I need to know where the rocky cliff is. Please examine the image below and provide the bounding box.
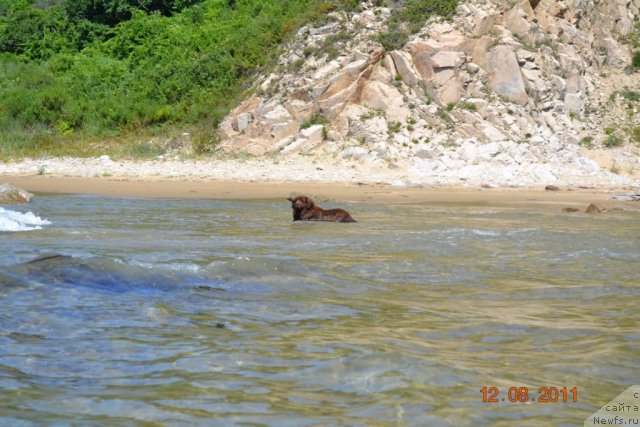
[217,0,640,187]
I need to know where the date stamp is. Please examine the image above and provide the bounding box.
[481,386,578,403]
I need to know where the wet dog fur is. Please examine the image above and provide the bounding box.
[287,195,356,223]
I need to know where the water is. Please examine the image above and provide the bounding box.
[1,195,639,426]
[0,207,50,232]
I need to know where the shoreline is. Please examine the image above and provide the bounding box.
[2,175,638,210]
[2,156,639,208]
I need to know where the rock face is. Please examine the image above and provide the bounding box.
[217,0,640,186]
[486,45,528,105]
[0,184,33,204]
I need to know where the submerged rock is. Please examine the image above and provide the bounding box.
[24,254,71,264]
[0,184,33,204]
[585,203,606,213]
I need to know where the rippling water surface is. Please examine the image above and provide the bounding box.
[1,195,639,426]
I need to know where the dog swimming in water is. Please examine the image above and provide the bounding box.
[287,195,356,223]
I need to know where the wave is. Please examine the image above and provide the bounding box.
[0,207,51,232]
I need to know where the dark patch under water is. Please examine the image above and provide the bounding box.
[1,195,639,426]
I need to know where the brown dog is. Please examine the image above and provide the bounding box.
[287,195,356,223]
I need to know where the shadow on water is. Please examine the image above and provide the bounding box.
[0,254,222,294]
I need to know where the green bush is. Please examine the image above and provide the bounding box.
[387,121,401,134]
[580,136,594,148]
[620,90,640,102]
[459,101,477,111]
[2,0,360,158]
[630,126,640,145]
[604,131,622,148]
[300,114,328,130]
[632,51,640,70]
[377,24,409,51]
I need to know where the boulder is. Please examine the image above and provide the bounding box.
[389,51,420,87]
[300,124,325,147]
[486,45,529,105]
[505,4,534,37]
[232,112,252,132]
[263,105,293,124]
[0,184,33,204]
[430,51,461,69]
[602,37,630,68]
[360,81,410,122]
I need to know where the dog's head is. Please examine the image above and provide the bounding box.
[287,195,314,211]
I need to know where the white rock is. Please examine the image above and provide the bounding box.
[574,157,600,175]
[529,135,546,146]
[341,146,369,160]
[280,138,308,155]
[393,134,410,145]
[431,51,461,69]
[234,112,252,132]
[415,149,435,159]
[459,141,478,163]
[372,142,390,156]
[482,125,507,142]
[492,152,515,165]
[477,142,501,161]
[263,105,292,124]
[531,165,557,182]
[300,124,325,145]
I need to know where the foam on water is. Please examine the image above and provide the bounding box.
[0,207,51,232]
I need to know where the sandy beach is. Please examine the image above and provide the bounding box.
[2,155,639,210]
[3,174,639,212]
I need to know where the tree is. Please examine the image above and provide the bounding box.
[64,0,202,26]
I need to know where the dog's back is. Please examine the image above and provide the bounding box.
[319,208,356,223]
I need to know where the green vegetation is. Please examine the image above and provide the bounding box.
[632,51,640,70]
[603,127,623,148]
[299,113,328,130]
[459,101,477,112]
[630,126,640,146]
[620,90,640,102]
[436,107,453,124]
[0,0,364,159]
[406,117,415,131]
[387,120,401,134]
[579,136,594,149]
[360,108,384,121]
[377,0,460,51]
